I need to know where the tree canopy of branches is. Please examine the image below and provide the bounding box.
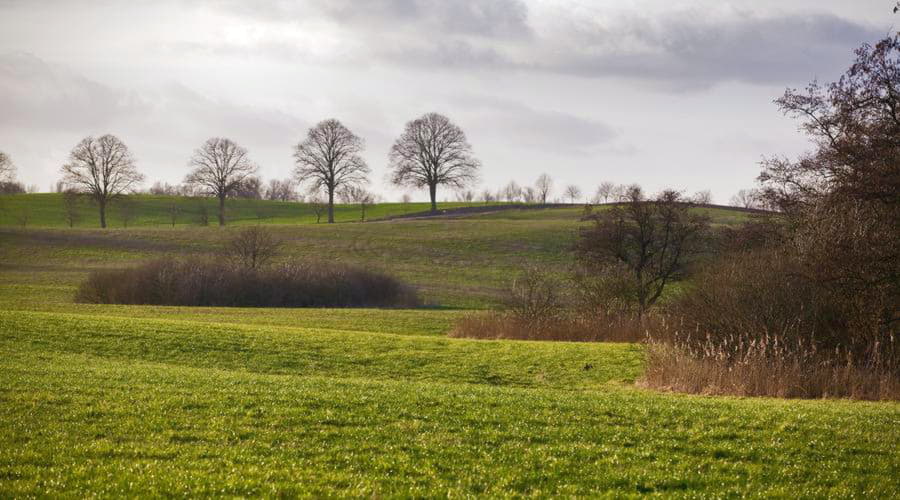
[293,119,369,224]
[185,137,258,226]
[575,187,709,316]
[535,174,553,204]
[388,112,480,213]
[758,33,900,346]
[228,226,281,270]
[60,135,144,228]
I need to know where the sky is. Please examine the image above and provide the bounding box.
[0,0,895,202]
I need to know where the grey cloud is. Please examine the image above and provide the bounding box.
[216,0,532,39]
[540,11,881,88]
[455,95,617,155]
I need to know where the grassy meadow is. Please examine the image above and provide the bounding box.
[1,194,897,497]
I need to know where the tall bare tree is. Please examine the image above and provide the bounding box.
[341,185,376,221]
[293,119,369,224]
[60,135,144,228]
[388,113,480,213]
[535,173,553,204]
[185,137,258,226]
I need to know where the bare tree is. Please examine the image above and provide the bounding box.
[594,181,615,204]
[228,226,281,270]
[0,151,14,183]
[535,173,553,204]
[502,181,521,202]
[196,203,210,226]
[265,179,298,201]
[60,135,144,228]
[481,189,496,203]
[564,184,582,204]
[388,112,480,213]
[185,137,258,226]
[308,192,327,223]
[692,190,713,205]
[293,119,369,224]
[455,189,476,202]
[230,176,263,199]
[521,186,537,204]
[575,187,709,316]
[729,188,760,209]
[341,185,376,221]
[62,190,81,228]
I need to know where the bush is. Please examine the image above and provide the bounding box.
[642,248,899,400]
[76,258,420,308]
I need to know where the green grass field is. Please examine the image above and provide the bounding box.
[1,194,897,497]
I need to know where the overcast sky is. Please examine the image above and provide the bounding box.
[0,0,894,202]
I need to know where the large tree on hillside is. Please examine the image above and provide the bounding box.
[758,33,900,338]
[388,113,480,213]
[185,137,258,226]
[293,119,369,224]
[60,135,144,228]
[575,186,709,316]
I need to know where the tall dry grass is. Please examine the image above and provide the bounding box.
[449,310,648,343]
[641,248,899,400]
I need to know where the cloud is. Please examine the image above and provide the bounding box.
[189,2,881,90]
[0,52,306,183]
[454,95,617,155]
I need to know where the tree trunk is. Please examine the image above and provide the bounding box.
[429,183,437,213]
[328,189,335,223]
[218,195,226,226]
[99,200,107,229]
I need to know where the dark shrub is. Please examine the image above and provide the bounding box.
[76,258,420,308]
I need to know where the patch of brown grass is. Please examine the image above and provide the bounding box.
[642,336,900,401]
[449,311,647,343]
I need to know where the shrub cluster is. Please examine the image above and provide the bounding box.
[76,258,420,308]
[642,247,899,400]
[449,310,647,343]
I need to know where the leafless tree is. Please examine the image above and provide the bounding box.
[502,181,522,202]
[521,186,537,204]
[388,112,480,213]
[455,189,476,202]
[228,226,281,270]
[575,187,709,316]
[149,181,180,196]
[60,135,144,228]
[481,189,496,203]
[265,179,298,201]
[62,190,81,228]
[594,181,615,204]
[535,173,553,204]
[564,184,582,204]
[729,188,760,209]
[185,137,257,226]
[293,119,369,224]
[230,176,263,199]
[341,185,376,221]
[196,204,210,226]
[0,151,14,183]
[692,190,713,205]
[308,192,327,223]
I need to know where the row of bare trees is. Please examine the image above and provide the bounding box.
[44,112,480,227]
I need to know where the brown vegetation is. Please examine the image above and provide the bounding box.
[76,258,420,308]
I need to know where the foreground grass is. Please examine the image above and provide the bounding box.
[1,310,897,497]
